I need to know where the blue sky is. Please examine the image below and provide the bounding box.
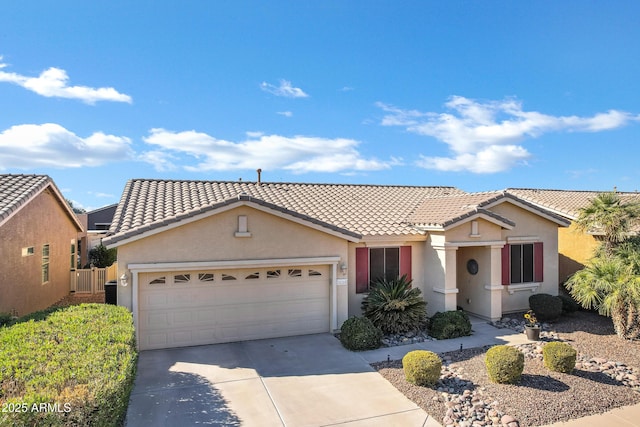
[1,2,639,211]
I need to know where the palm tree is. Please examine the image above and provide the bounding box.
[565,255,640,339]
[575,192,640,255]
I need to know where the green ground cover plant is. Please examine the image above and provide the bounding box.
[0,304,137,426]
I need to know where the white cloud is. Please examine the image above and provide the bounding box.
[379,96,640,173]
[277,111,293,117]
[260,79,309,98]
[0,57,132,104]
[0,123,133,169]
[142,128,397,173]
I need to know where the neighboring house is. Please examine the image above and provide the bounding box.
[104,179,569,350]
[77,204,117,267]
[0,174,83,316]
[506,188,640,283]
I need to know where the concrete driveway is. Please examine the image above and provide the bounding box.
[125,334,437,426]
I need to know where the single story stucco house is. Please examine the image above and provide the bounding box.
[104,179,569,350]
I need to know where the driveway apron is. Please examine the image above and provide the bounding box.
[125,333,433,426]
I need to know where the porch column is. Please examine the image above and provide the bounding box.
[443,246,458,311]
[433,244,459,311]
[484,244,504,321]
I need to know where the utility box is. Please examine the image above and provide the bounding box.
[104,280,118,305]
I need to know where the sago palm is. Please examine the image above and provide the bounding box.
[361,275,427,334]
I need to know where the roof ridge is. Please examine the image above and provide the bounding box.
[507,187,640,194]
[125,178,459,190]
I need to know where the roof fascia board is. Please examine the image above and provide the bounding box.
[127,256,342,272]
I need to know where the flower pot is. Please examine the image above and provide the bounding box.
[525,325,541,341]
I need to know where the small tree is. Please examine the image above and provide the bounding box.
[88,244,117,268]
[565,255,640,339]
[575,192,640,255]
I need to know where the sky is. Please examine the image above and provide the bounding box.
[1,2,640,211]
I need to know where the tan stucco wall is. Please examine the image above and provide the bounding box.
[116,205,350,326]
[558,222,599,283]
[490,203,561,313]
[0,189,79,316]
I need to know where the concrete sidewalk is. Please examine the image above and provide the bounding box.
[358,317,640,427]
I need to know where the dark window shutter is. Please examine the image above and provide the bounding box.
[400,246,412,281]
[501,244,510,285]
[355,247,369,293]
[534,242,544,282]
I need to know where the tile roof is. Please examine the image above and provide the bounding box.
[506,188,640,219]
[408,191,515,228]
[0,174,52,225]
[408,191,569,229]
[105,179,465,244]
[0,174,83,229]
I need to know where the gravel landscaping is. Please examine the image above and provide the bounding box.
[373,311,640,427]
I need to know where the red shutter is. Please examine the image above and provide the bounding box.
[400,246,412,281]
[534,242,544,282]
[501,244,510,285]
[355,247,369,293]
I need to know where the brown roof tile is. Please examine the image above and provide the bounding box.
[105,179,465,244]
[506,188,640,219]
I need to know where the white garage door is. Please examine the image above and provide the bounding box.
[138,265,330,350]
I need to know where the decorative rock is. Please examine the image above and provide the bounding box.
[500,414,518,426]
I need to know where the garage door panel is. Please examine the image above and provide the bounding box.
[138,266,331,350]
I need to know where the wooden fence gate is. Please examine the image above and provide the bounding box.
[70,264,118,294]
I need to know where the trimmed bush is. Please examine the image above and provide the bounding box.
[485,345,524,384]
[543,342,577,373]
[402,350,442,386]
[0,304,137,427]
[339,316,382,351]
[429,310,472,340]
[529,293,563,321]
[0,312,11,327]
[362,275,427,334]
[558,294,580,313]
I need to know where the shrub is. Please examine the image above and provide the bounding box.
[402,350,442,386]
[485,345,524,384]
[0,304,137,427]
[543,342,577,373]
[529,293,563,321]
[339,316,382,351]
[558,294,580,313]
[0,312,11,327]
[429,310,472,339]
[361,275,427,334]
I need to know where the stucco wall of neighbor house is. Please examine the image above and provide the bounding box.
[558,222,599,283]
[115,205,350,325]
[0,189,78,316]
[347,239,426,318]
[490,203,561,313]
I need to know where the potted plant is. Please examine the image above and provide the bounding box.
[523,310,541,341]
